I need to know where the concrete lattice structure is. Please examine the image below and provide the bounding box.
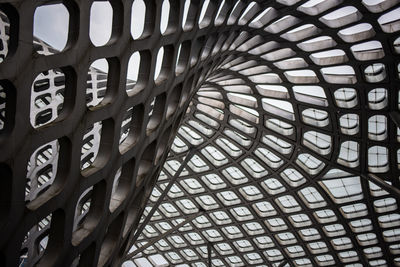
[0,0,400,267]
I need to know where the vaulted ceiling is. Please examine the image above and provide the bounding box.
[0,0,400,267]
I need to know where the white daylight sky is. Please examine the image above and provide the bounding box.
[33,0,171,78]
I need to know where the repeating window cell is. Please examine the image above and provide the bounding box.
[262,134,293,155]
[264,249,284,261]
[222,225,244,239]
[230,206,254,221]
[261,178,286,195]
[337,141,359,168]
[303,131,331,155]
[265,217,288,232]
[201,146,228,166]
[296,153,325,176]
[184,232,204,246]
[239,185,263,201]
[289,214,312,228]
[299,187,327,208]
[368,146,389,173]
[215,243,234,256]
[253,235,275,249]
[176,199,199,214]
[201,173,227,190]
[222,166,248,185]
[275,195,302,213]
[241,157,268,178]
[30,69,66,128]
[252,201,277,217]
[276,232,297,245]
[323,223,346,237]
[299,228,321,241]
[202,229,223,242]
[188,154,209,172]
[314,209,337,224]
[195,195,219,210]
[25,140,59,203]
[217,191,241,206]
[339,114,359,135]
[281,168,306,187]
[210,211,232,225]
[368,88,387,110]
[350,219,373,233]
[334,88,358,108]
[180,178,205,194]
[320,177,363,204]
[308,241,328,255]
[254,147,284,169]
[233,240,253,254]
[243,221,265,235]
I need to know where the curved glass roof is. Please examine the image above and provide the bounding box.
[125,0,400,266]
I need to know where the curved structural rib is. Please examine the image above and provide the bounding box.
[0,0,400,267]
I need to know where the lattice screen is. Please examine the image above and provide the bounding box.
[0,0,400,267]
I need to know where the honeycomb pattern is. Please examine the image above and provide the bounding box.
[0,0,399,267]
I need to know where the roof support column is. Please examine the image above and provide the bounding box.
[124,148,197,259]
